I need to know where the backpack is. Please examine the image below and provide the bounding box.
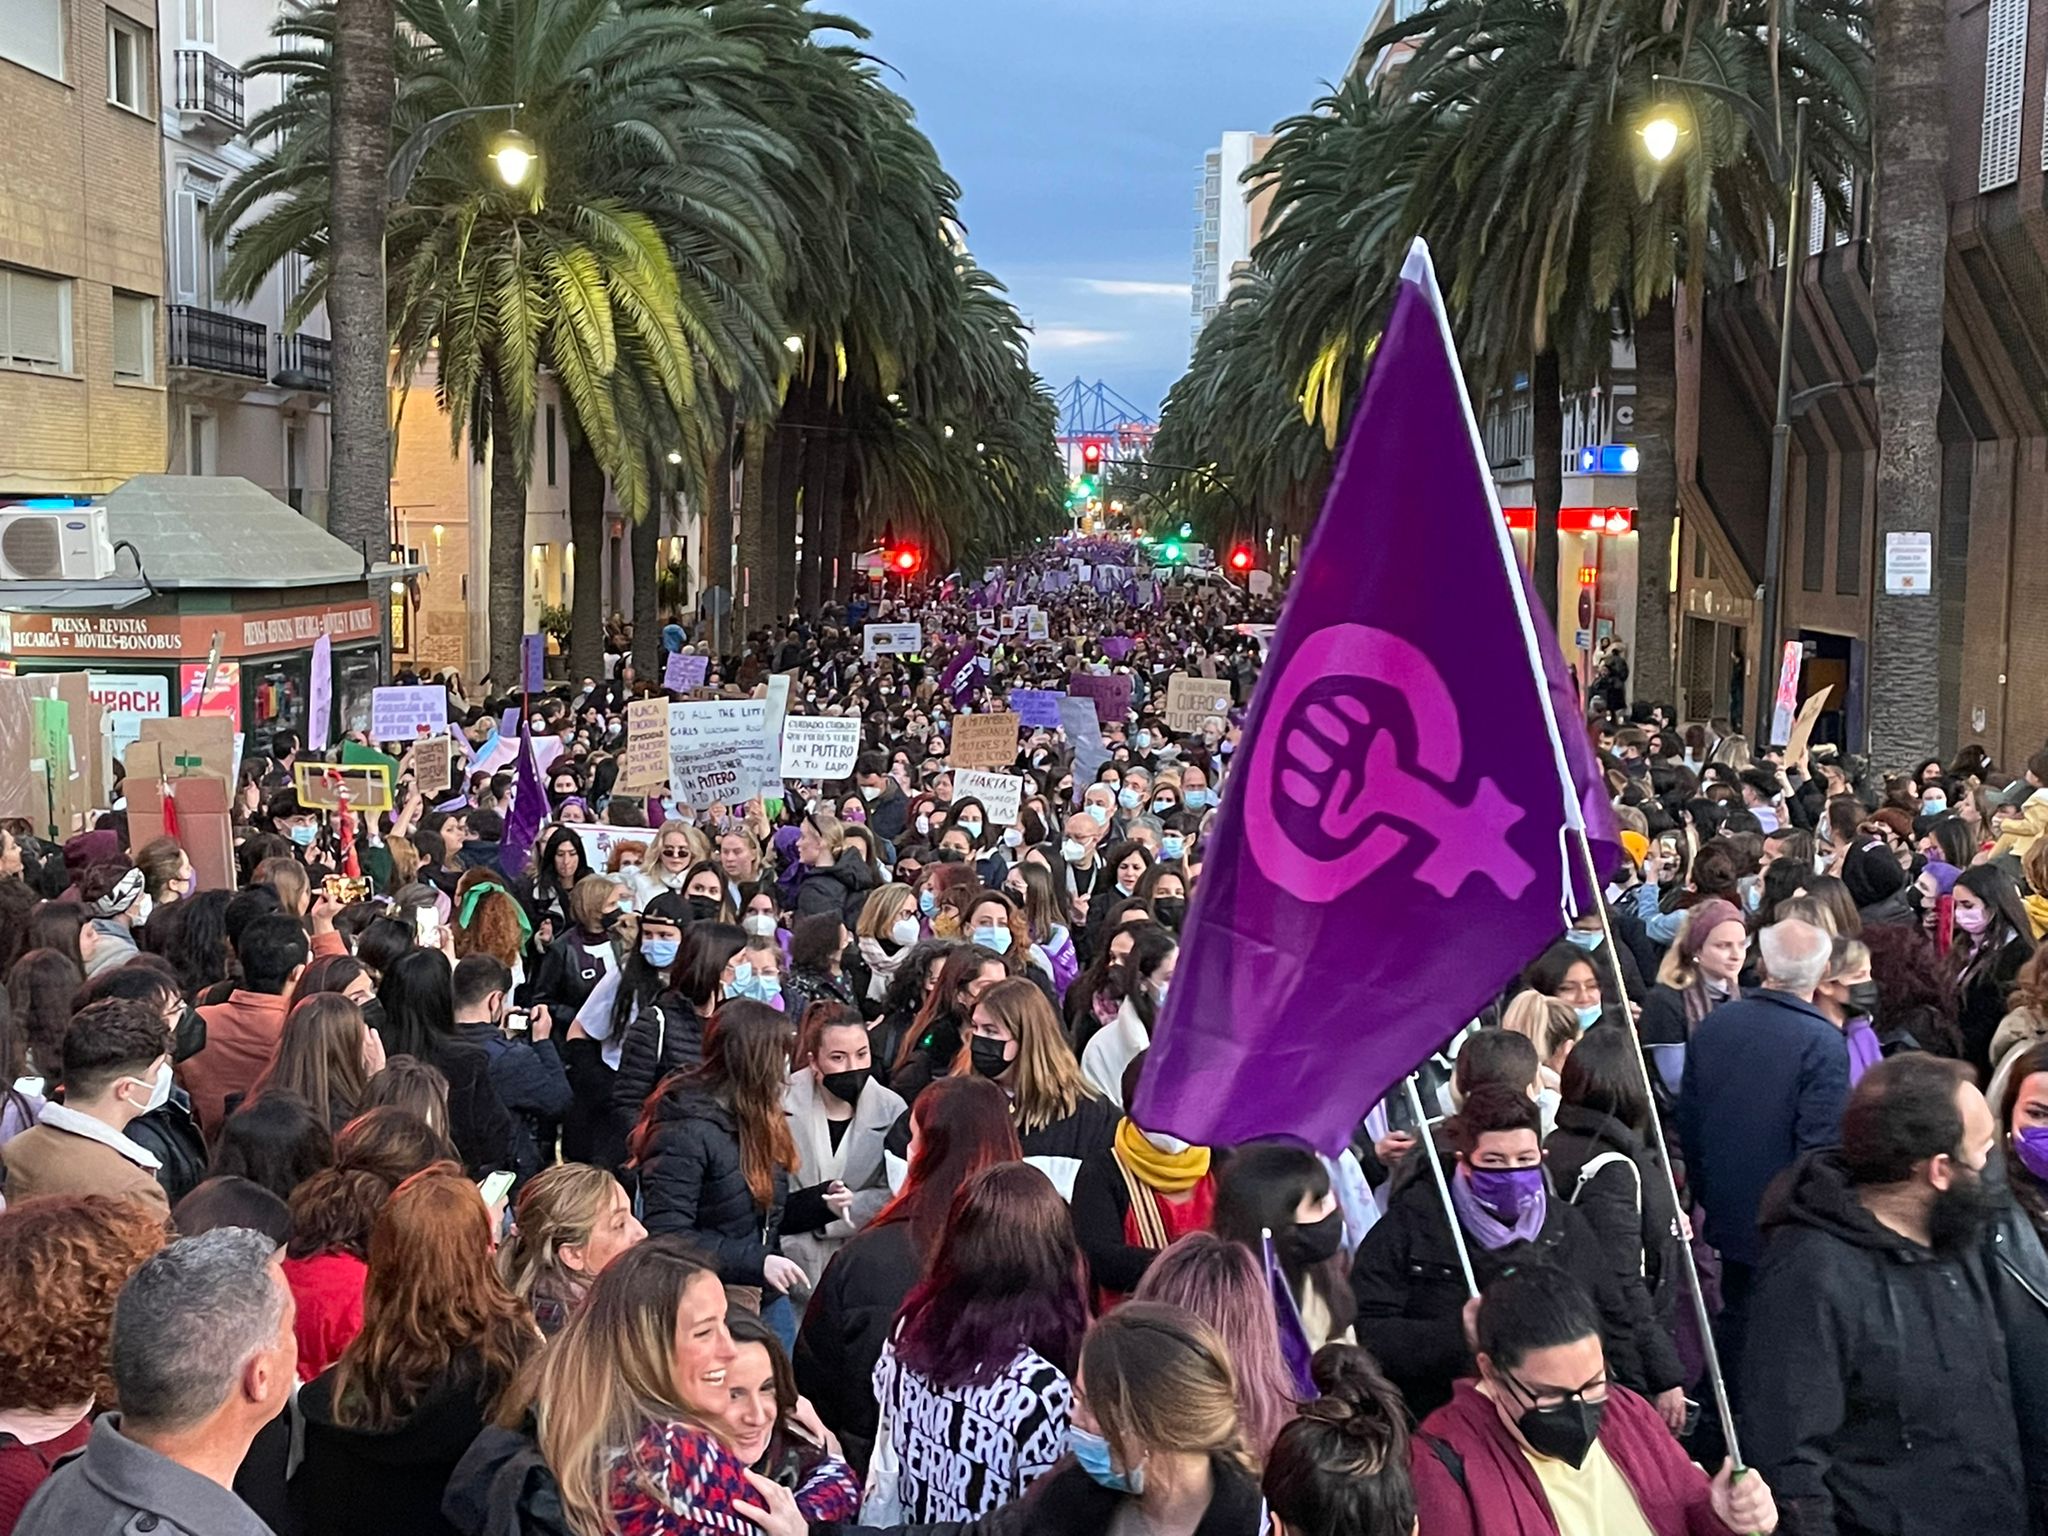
[1568,1149,1645,1276]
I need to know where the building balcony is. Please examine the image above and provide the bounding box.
[274,331,332,392]
[168,305,268,380]
[175,49,245,134]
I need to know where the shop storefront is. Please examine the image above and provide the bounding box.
[1501,503,1640,694]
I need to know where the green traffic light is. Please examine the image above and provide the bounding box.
[1179,522,1193,538]
[1164,542,1182,562]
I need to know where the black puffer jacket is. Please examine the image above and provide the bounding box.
[1543,1103,1686,1396]
[1986,1191,2048,1535]
[130,1086,208,1206]
[632,1084,787,1288]
[609,990,706,1125]
[1742,1150,2026,1536]
[795,851,879,926]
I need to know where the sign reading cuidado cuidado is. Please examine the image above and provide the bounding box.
[779,716,862,780]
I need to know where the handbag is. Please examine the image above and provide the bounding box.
[857,1336,908,1526]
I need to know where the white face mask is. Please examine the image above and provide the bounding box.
[742,912,778,939]
[125,1060,173,1115]
[889,916,922,949]
[1001,827,1023,849]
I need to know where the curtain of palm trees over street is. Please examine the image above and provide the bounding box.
[215,0,1065,683]
[1150,0,1879,713]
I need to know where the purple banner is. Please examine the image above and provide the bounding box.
[1133,241,1619,1155]
[520,633,545,695]
[1008,689,1066,729]
[1066,671,1133,724]
[1101,636,1136,661]
[664,652,708,692]
[307,632,332,751]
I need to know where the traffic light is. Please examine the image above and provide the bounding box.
[1081,440,1104,474]
[1229,545,1253,572]
[892,546,920,574]
[1162,541,1184,563]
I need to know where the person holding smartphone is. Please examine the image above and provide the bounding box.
[450,955,572,1182]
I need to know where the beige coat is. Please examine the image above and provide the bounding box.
[780,1067,905,1287]
[1,1121,170,1217]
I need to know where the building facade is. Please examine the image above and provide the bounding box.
[1190,131,1275,344]
[0,0,169,494]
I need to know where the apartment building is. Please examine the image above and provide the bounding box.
[1189,131,1275,344]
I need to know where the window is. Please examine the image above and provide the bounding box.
[112,291,153,382]
[1981,0,2027,191]
[0,268,74,373]
[0,0,64,79]
[185,409,215,475]
[545,404,558,485]
[180,0,214,47]
[107,14,147,112]
[173,174,227,306]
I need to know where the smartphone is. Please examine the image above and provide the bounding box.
[323,875,372,905]
[414,906,442,950]
[504,1008,530,1035]
[477,1170,516,1209]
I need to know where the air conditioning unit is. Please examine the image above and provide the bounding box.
[0,505,117,581]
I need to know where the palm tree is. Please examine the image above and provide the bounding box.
[327,0,393,579]
[1866,0,1948,763]
[218,0,787,685]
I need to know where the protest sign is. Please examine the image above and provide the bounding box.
[369,685,448,742]
[668,698,769,808]
[672,744,751,808]
[1100,636,1136,661]
[780,716,862,779]
[1026,608,1050,643]
[308,633,332,750]
[949,710,1020,769]
[293,760,395,813]
[1067,671,1133,724]
[1768,640,1802,747]
[521,633,546,694]
[1784,685,1835,766]
[1058,694,1108,798]
[130,772,234,891]
[862,623,923,661]
[663,652,709,692]
[564,823,657,873]
[1162,674,1235,733]
[136,714,235,782]
[412,733,454,797]
[999,609,1019,635]
[619,698,671,789]
[953,769,1022,826]
[1008,689,1065,729]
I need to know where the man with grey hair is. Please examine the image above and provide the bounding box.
[1678,916,1851,1403]
[17,1228,296,1536]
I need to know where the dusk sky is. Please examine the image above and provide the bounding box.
[856,1,1367,423]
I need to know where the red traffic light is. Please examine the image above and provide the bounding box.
[893,547,919,572]
[1229,546,1253,571]
[1081,440,1103,470]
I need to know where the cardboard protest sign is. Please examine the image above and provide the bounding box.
[130,773,234,891]
[1784,685,1835,766]
[0,679,37,823]
[953,769,1023,826]
[294,760,396,813]
[949,710,1020,770]
[53,673,105,830]
[564,823,656,873]
[862,623,923,661]
[663,652,709,692]
[1162,674,1235,733]
[136,714,235,782]
[668,698,768,809]
[369,685,448,742]
[619,697,671,789]
[1008,689,1065,729]
[780,716,862,779]
[1066,672,1133,724]
[412,734,454,798]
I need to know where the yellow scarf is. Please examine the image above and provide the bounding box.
[1114,1117,1211,1194]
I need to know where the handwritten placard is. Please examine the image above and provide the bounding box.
[412,733,453,797]
[1008,689,1065,729]
[949,710,1020,770]
[1162,674,1235,734]
[664,652,709,692]
[369,685,448,742]
[779,716,862,779]
[668,698,768,808]
[1066,672,1133,724]
[953,769,1022,826]
[620,697,670,790]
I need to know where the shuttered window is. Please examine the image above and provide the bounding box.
[113,292,153,383]
[0,0,64,79]
[1982,0,2027,190]
[0,268,73,372]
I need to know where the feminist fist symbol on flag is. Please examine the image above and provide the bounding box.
[1243,624,1534,901]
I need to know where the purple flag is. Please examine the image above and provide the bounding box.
[502,724,545,876]
[937,641,980,705]
[1133,241,1619,1156]
[520,633,545,695]
[1263,1232,1318,1396]
[1100,636,1135,662]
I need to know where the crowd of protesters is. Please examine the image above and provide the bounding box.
[0,539,2043,1536]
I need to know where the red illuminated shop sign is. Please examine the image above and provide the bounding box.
[1500,506,1635,535]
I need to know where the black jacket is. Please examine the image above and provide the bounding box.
[455,1023,574,1183]
[296,1350,512,1536]
[609,990,706,1125]
[819,1455,1265,1536]
[1350,1165,1644,1418]
[1743,1150,2026,1536]
[442,1420,570,1536]
[1543,1103,1686,1395]
[793,1219,920,1474]
[866,782,910,846]
[427,1038,518,1178]
[796,851,879,927]
[1959,937,2031,1077]
[633,1084,787,1287]
[527,928,618,1019]
[130,1085,208,1206]
[1987,1187,2048,1534]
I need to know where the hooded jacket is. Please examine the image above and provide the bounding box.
[631,1083,788,1288]
[795,849,880,927]
[1741,1150,2025,1536]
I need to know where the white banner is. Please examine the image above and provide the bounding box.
[668,698,768,809]
[952,768,1022,827]
[862,622,923,661]
[369,685,448,742]
[779,716,861,779]
[564,822,657,873]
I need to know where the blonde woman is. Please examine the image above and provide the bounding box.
[853,883,921,1010]
[499,1162,646,1335]
[955,976,1117,1198]
[1501,990,1581,1137]
[631,820,711,909]
[793,809,877,923]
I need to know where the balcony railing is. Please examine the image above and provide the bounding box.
[175,49,245,132]
[274,331,332,391]
[168,305,267,380]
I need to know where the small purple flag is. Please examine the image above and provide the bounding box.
[502,724,545,876]
[938,641,980,705]
[1133,241,1619,1156]
[1264,1231,1318,1397]
[520,633,545,695]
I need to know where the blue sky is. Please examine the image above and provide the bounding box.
[856,1,1366,420]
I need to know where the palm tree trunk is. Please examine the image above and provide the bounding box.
[796,405,831,614]
[632,488,661,681]
[566,429,607,684]
[816,430,849,609]
[737,419,770,638]
[1631,297,1679,709]
[487,395,527,689]
[326,0,393,590]
[1868,0,1950,763]
[770,414,804,622]
[1530,350,1563,622]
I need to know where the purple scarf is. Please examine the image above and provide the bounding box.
[1449,1164,1548,1250]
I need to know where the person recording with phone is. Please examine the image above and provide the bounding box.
[450,954,572,1182]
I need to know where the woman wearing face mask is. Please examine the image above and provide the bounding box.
[1072,1049,1216,1307]
[942,797,1009,888]
[891,942,1014,1106]
[1989,1040,2048,1532]
[605,906,741,1160]
[1350,1085,1640,1418]
[1134,861,1190,935]
[628,1000,807,1348]
[1810,935,1886,1086]
[1541,1025,1690,1436]
[1499,992,1580,1136]
[1009,861,1080,1000]
[851,884,922,1020]
[1214,1142,1355,1351]
[793,809,879,927]
[1952,864,2038,1076]
[1522,942,1619,1035]
[965,890,1060,998]
[1411,1267,1778,1536]
[528,827,591,940]
[1080,924,1178,1108]
[679,859,736,928]
[779,1003,906,1288]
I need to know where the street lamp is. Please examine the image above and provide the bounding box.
[389,102,533,198]
[489,129,537,187]
[1646,75,1809,747]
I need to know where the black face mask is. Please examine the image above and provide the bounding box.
[820,1067,871,1106]
[1504,1374,1606,1469]
[970,1036,1012,1081]
[1282,1210,1344,1268]
[1153,897,1187,930]
[687,896,723,924]
[171,1004,207,1063]
[1844,980,1881,1022]
[1930,1155,2010,1252]
[358,996,387,1037]
[598,908,623,933]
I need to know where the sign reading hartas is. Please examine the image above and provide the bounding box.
[369,685,449,742]
[949,710,1020,769]
[952,769,1022,826]
[779,716,862,779]
[862,623,923,661]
